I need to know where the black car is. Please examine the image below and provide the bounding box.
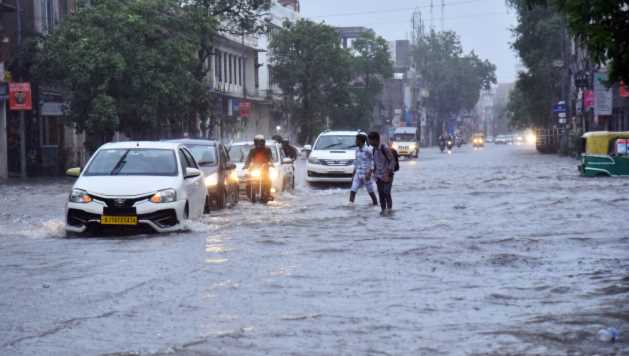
[166,139,239,211]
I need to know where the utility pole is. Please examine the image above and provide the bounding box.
[15,0,26,179]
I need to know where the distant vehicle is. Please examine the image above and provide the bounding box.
[514,135,525,145]
[64,142,207,235]
[472,133,485,148]
[391,127,419,158]
[166,139,238,210]
[305,130,359,184]
[579,131,629,177]
[486,136,494,143]
[229,141,295,195]
[494,135,509,145]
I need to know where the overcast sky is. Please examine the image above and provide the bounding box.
[300,0,518,84]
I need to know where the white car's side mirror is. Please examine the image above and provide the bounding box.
[282,157,293,164]
[185,167,201,179]
[303,145,312,152]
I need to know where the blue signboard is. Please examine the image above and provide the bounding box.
[553,102,567,113]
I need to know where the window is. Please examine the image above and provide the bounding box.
[216,50,222,82]
[41,0,56,33]
[228,54,233,84]
[181,148,198,169]
[185,145,217,166]
[614,138,629,156]
[238,57,243,86]
[224,53,228,84]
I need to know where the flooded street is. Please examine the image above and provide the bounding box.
[1,145,628,355]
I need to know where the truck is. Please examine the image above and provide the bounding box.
[390,127,419,158]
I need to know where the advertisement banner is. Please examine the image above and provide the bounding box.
[239,101,251,117]
[8,82,32,111]
[594,72,612,116]
[620,81,629,98]
[583,90,594,111]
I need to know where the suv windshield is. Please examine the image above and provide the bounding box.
[229,144,278,163]
[314,135,356,150]
[394,134,416,141]
[185,145,217,166]
[84,149,178,176]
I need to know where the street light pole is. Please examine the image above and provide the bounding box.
[16,0,26,179]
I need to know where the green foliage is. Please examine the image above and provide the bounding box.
[344,30,394,130]
[269,19,354,143]
[507,0,564,128]
[413,31,496,130]
[526,0,629,84]
[36,0,204,139]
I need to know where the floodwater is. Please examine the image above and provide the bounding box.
[1,145,628,355]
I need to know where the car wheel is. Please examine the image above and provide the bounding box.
[231,185,239,207]
[184,203,190,220]
[204,196,211,214]
[216,185,226,209]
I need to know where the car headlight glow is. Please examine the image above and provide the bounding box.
[229,170,239,183]
[250,169,261,178]
[269,167,279,181]
[392,143,399,150]
[204,173,219,187]
[69,189,92,204]
[150,189,177,204]
[409,144,416,151]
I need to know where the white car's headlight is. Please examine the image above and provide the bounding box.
[409,144,417,151]
[392,143,399,150]
[69,189,92,204]
[308,157,321,164]
[150,189,177,204]
[204,173,219,187]
[269,167,279,181]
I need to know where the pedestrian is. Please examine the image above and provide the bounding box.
[350,133,378,206]
[368,131,395,216]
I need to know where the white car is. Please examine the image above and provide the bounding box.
[65,142,207,234]
[305,130,358,184]
[228,141,295,195]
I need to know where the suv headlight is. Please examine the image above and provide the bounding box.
[150,189,177,204]
[308,157,321,164]
[69,189,92,204]
[205,173,219,187]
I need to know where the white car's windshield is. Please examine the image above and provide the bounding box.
[314,136,356,150]
[229,145,278,163]
[394,134,416,141]
[185,145,217,167]
[84,149,178,176]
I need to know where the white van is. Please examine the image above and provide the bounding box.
[305,131,360,184]
[391,127,419,158]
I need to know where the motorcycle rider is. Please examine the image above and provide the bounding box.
[281,139,298,161]
[438,134,447,152]
[245,135,274,202]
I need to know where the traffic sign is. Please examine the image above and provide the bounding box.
[553,102,567,113]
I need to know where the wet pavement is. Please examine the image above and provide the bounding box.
[1,145,628,355]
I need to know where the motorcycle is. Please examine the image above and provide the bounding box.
[439,140,446,153]
[447,139,454,154]
[245,163,272,203]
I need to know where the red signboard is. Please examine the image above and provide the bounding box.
[9,82,32,111]
[239,101,251,117]
[583,90,594,111]
[620,81,629,98]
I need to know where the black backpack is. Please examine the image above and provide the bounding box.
[381,145,400,172]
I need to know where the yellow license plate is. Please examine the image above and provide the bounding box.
[100,216,138,225]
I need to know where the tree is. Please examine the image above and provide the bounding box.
[342,30,393,130]
[413,31,496,137]
[36,0,204,143]
[269,19,353,143]
[507,0,565,128]
[527,0,629,83]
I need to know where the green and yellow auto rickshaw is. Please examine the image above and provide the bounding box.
[579,131,629,177]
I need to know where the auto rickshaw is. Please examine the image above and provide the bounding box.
[579,131,629,177]
[472,133,485,148]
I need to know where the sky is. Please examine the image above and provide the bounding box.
[300,0,519,84]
